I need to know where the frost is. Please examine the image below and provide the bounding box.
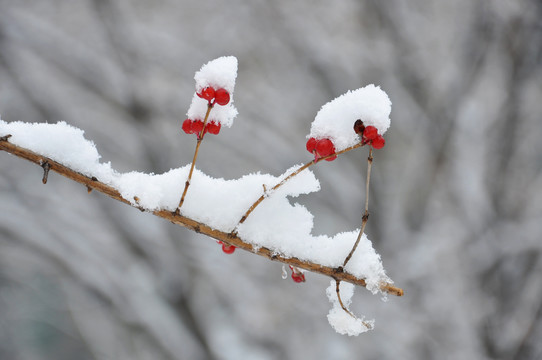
[309,85,392,151]
[326,280,374,336]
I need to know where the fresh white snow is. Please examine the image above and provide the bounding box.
[309,85,392,151]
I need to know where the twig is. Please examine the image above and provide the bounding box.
[336,279,355,317]
[335,279,375,330]
[41,161,51,184]
[342,148,373,268]
[176,103,213,213]
[0,138,403,296]
[234,140,367,232]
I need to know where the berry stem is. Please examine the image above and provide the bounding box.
[233,140,366,233]
[342,148,373,268]
[176,103,213,213]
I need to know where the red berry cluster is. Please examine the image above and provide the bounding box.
[306,137,337,161]
[217,241,235,254]
[353,119,385,149]
[289,265,305,283]
[182,119,221,138]
[196,86,230,106]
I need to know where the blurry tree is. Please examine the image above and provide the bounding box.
[1,1,541,359]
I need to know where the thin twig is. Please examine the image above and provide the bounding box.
[0,138,403,296]
[336,279,355,317]
[335,279,375,330]
[176,103,213,213]
[342,148,373,268]
[41,161,51,184]
[234,141,367,232]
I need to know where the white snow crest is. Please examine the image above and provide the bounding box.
[309,85,392,151]
[194,56,238,94]
[0,120,115,182]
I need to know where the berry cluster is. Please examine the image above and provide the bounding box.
[353,119,385,149]
[306,137,337,161]
[289,265,305,283]
[182,119,221,138]
[217,241,235,254]
[196,86,230,106]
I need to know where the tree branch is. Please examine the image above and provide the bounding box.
[0,137,404,297]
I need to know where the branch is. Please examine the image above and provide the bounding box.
[0,136,404,297]
[235,140,367,229]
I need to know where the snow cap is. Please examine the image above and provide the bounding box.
[186,56,239,128]
[194,55,238,94]
[309,85,392,151]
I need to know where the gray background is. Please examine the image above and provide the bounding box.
[1,1,541,359]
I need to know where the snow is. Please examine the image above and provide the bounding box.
[326,280,375,336]
[186,56,238,128]
[0,118,391,291]
[194,56,237,94]
[309,85,392,151]
[0,120,115,182]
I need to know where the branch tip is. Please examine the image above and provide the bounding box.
[0,134,12,142]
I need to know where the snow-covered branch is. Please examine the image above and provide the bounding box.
[0,136,403,297]
[0,56,403,336]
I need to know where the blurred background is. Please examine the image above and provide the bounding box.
[1,0,541,359]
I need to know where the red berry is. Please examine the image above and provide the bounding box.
[289,266,305,283]
[222,243,235,254]
[306,137,317,153]
[353,119,365,135]
[206,121,221,135]
[192,120,204,134]
[197,87,215,102]
[363,126,378,141]
[217,241,235,254]
[214,88,230,106]
[315,138,335,157]
[182,119,193,134]
[371,134,385,149]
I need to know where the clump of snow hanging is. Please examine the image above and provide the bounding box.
[326,280,375,336]
[186,56,238,128]
[309,85,392,151]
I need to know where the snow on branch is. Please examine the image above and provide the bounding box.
[0,56,403,336]
[0,133,402,296]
